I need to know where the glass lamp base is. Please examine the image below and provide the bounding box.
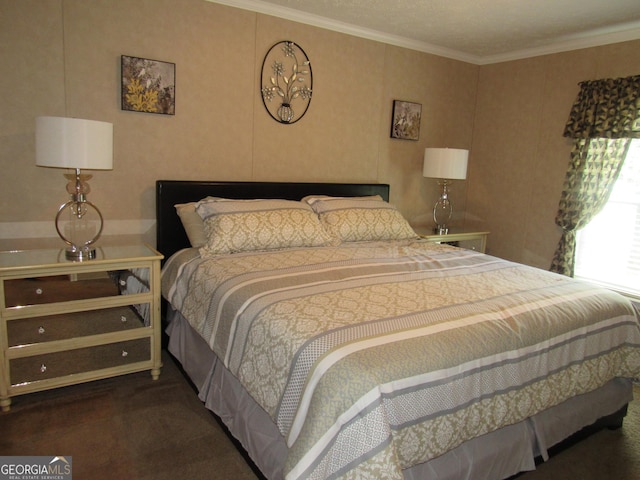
[433,179,453,236]
[55,197,104,262]
[64,245,97,261]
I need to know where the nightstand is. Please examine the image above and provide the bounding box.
[416,229,489,253]
[0,244,163,411]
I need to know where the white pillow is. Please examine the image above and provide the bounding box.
[301,194,383,206]
[175,196,220,247]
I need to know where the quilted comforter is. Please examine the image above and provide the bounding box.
[164,240,640,479]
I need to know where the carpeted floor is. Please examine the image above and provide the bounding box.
[1,351,638,479]
[519,382,640,480]
[0,351,259,480]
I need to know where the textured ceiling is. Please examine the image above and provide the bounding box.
[210,0,640,64]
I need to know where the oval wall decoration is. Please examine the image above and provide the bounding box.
[260,41,312,124]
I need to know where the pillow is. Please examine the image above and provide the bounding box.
[308,196,418,243]
[196,198,336,255]
[301,194,382,206]
[175,196,220,247]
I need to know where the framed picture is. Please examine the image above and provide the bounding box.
[121,55,175,115]
[390,100,421,140]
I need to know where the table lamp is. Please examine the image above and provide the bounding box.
[36,116,113,260]
[422,148,468,235]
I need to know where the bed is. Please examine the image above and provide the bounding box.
[156,180,640,480]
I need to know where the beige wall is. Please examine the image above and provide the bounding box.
[0,0,476,250]
[1,0,638,269]
[469,40,640,268]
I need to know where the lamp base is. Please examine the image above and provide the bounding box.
[55,169,105,262]
[64,245,97,261]
[432,179,453,235]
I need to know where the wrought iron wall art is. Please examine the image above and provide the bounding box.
[260,41,312,124]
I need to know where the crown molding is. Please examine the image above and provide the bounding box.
[207,0,479,63]
[479,22,640,65]
[206,0,640,65]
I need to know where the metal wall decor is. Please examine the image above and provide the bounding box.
[261,41,312,124]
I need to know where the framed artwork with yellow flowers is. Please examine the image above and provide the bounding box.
[121,55,175,115]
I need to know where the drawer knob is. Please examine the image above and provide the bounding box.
[121,315,127,323]
[40,364,47,373]
[38,326,45,334]
[122,350,128,357]
[36,288,43,295]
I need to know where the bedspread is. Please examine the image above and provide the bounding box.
[164,240,640,479]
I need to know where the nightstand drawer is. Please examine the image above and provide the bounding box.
[7,305,146,347]
[4,274,120,307]
[443,238,486,251]
[9,338,151,386]
[417,230,489,253]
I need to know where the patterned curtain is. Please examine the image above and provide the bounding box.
[550,75,640,276]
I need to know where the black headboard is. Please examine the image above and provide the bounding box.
[155,180,390,261]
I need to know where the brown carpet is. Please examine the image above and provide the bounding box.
[520,383,640,480]
[0,351,258,480]
[1,351,638,479]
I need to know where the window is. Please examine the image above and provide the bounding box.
[575,139,640,299]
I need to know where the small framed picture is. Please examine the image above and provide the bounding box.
[390,100,421,140]
[121,55,175,115]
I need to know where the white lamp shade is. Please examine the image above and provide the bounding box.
[36,116,113,170]
[423,148,468,180]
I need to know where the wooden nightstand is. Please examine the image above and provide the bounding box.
[416,229,489,253]
[0,244,163,411]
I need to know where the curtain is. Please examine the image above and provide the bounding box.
[550,75,640,276]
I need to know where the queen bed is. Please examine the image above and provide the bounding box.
[156,180,640,480]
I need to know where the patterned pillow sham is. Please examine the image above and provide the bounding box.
[196,198,336,255]
[307,196,418,243]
